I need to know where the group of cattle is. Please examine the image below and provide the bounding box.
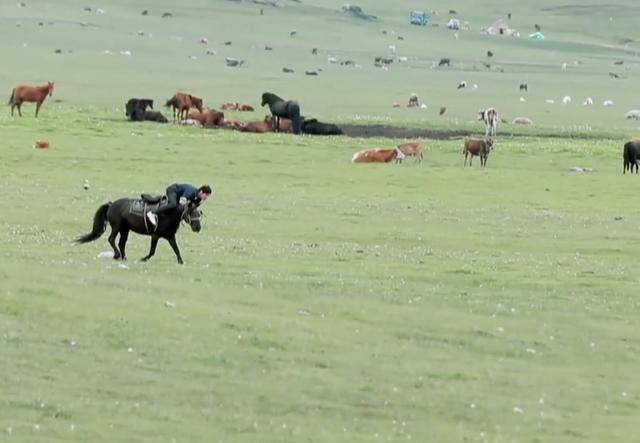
[125,92,344,136]
[351,137,494,168]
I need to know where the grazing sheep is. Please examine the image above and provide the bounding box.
[625,110,640,120]
[512,117,533,125]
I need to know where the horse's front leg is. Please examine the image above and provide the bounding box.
[166,235,184,265]
[142,235,159,262]
[35,101,42,118]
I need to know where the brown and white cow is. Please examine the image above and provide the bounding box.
[463,137,493,167]
[478,107,498,137]
[396,141,424,165]
[352,147,405,163]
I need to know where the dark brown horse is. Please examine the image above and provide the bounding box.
[165,92,203,121]
[9,81,54,117]
[75,197,202,264]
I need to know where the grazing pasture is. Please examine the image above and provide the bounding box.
[1,109,639,442]
[1,0,640,441]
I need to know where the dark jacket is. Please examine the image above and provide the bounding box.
[166,183,199,203]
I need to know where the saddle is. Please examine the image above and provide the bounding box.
[141,193,164,204]
[129,195,168,216]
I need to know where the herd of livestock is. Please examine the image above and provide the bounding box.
[7,81,640,171]
[125,91,344,136]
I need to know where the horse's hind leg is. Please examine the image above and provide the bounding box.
[35,101,42,118]
[17,102,23,117]
[117,228,129,260]
[108,226,121,260]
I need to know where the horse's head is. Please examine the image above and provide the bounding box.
[47,81,54,96]
[189,95,203,112]
[261,93,269,106]
[182,203,202,233]
[477,110,485,121]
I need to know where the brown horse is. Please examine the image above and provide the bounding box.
[265,115,292,133]
[9,81,54,117]
[186,109,224,126]
[165,92,203,121]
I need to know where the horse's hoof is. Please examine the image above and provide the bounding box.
[141,257,149,262]
[178,260,184,265]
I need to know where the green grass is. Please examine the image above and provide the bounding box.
[1,1,640,442]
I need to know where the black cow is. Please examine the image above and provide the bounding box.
[301,118,343,135]
[438,57,451,67]
[623,140,640,174]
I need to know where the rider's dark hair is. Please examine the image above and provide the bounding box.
[199,185,212,195]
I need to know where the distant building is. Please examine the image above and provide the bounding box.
[410,10,430,26]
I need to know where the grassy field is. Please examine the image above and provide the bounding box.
[1,1,640,442]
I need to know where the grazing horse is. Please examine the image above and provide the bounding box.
[9,81,54,117]
[165,92,203,121]
[75,196,202,264]
[261,92,301,134]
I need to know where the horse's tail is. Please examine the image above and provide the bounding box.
[8,89,14,105]
[74,203,110,244]
[291,103,301,134]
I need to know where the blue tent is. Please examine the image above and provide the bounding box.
[410,10,430,26]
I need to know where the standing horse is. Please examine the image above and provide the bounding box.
[75,197,202,264]
[8,81,54,117]
[261,92,301,134]
[165,93,203,121]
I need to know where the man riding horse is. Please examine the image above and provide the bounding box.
[147,183,212,227]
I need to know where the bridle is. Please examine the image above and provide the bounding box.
[181,205,203,226]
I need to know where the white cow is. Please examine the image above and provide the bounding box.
[478,108,498,137]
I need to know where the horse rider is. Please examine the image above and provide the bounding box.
[147,183,212,227]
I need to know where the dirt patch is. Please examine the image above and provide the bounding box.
[338,123,614,140]
[340,124,474,140]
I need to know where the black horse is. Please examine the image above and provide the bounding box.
[261,92,301,134]
[75,196,202,264]
[300,117,343,135]
[126,98,154,121]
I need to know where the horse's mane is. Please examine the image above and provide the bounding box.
[262,92,284,103]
